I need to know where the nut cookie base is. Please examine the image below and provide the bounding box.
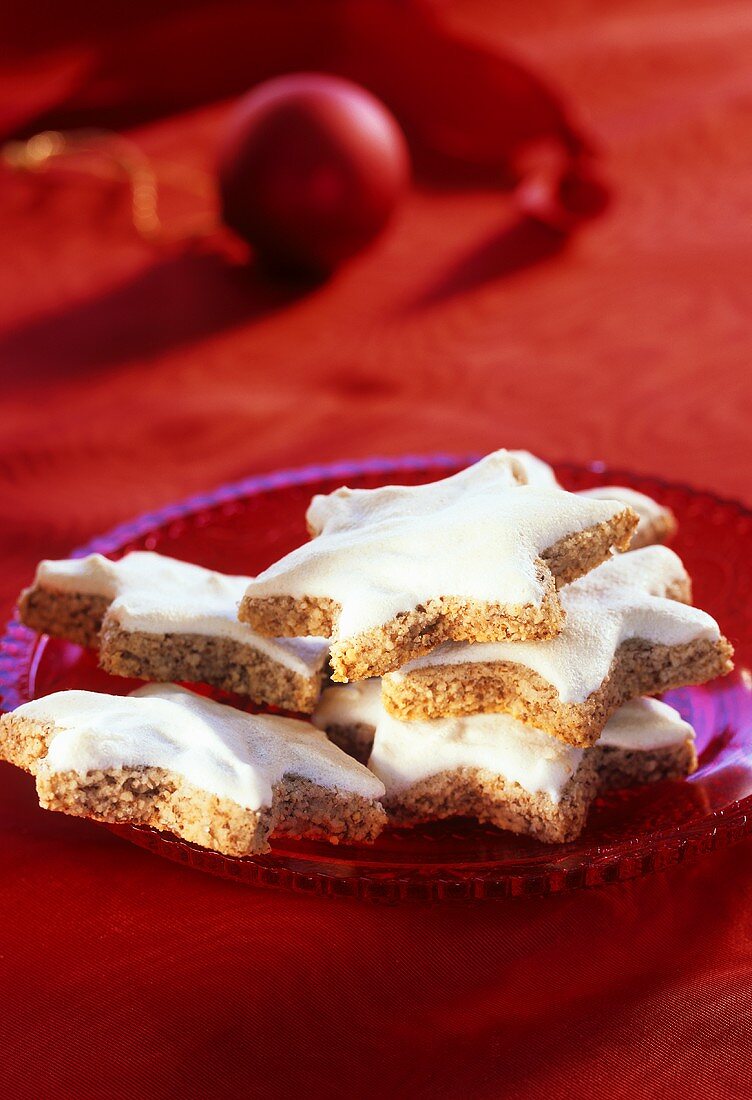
[19,586,110,648]
[36,768,386,856]
[593,738,697,792]
[238,594,340,640]
[538,510,637,586]
[0,711,58,772]
[382,637,733,746]
[385,757,600,844]
[39,764,271,856]
[19,584,325,712]
[100,622,324,713]
[630,509,677,551]
[329,586,566,682]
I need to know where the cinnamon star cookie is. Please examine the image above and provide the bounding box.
[381,546,733,746]
[0,684,386,857]
[315,687,697,844]
[19,552,329,713]
[239,450,637,681]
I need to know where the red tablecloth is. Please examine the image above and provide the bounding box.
[3,3,752,1097]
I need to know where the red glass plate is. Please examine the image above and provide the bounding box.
[1,456,751,902]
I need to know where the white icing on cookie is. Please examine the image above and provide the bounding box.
[306,450,527,536]
[244,450,632,638]
[510,451,672,546]
[367,693,693,802]
[509,450,560,488]
[597,696,694,751]
[369,709,584,803]
[389,546,721,704]
[312,679,383,733]
[36,552,328,677]
[18,684,384,809]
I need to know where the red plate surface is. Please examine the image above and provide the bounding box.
[1,455,751,901]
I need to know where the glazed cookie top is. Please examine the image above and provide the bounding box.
[511,451,672,544]
[244,450,634,637]
[389,546,724,704]
[597,696,695,750]
[35,552,329,676]
[368,695,695,801]
[508,450,560,488]
[369,708,585,802]
[17,684,385,809]
[305,449,527,536]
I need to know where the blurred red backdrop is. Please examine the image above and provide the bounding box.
[1,2,752,1097]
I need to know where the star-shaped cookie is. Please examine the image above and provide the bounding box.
[239,450,638,681]
[0,684,386,856]
[19,552,329,712]
[382,545,733,745]
[312,683,697,844]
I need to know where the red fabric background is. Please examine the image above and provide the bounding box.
[2,2,752,1096]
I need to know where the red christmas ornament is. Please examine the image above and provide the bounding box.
[218,73,410,275]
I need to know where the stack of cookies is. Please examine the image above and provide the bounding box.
[0,450,734,856]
